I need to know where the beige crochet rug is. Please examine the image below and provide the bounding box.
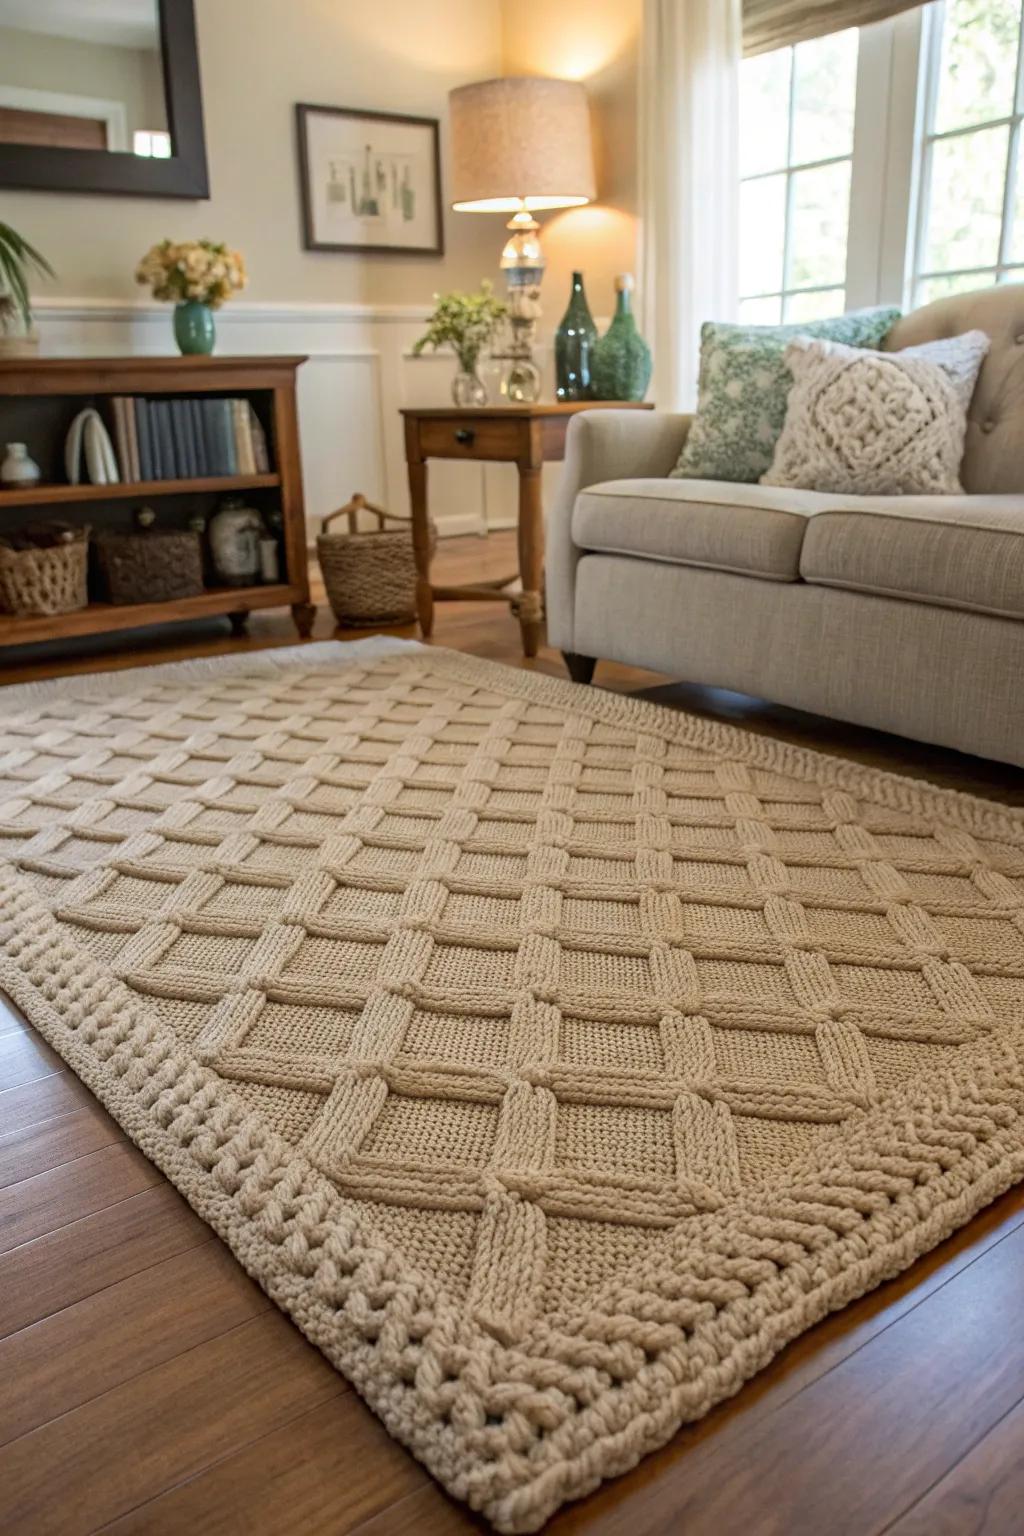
[2,640,1023,1531]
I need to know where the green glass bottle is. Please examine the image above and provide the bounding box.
[554,271,597,402]
[590,274,652,401]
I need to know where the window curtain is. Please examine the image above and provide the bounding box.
[742,0,922,55]
[639,0,742,412]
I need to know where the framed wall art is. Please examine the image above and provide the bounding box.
[296,103,443,256]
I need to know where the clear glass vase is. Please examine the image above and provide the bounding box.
[452,355,487,407]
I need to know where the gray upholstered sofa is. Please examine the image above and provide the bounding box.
[546,285,1024,768]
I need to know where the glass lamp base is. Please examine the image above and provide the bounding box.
[503,359,542,403]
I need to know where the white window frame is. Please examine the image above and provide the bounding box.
[739,39,858,320]
[739,10,928,320]
[845,7,926,308]
[0,84,128,151]
[909,0,1024,303]
[738,3,1024,318]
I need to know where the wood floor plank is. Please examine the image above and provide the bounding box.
[0,1182,211,1339]
[0,1069,97,1135]
[101,1392,428,1534]
[349,1486,482,1534]
[0,1240,269,1445]
[0,1028,63,1091]
[0,1102,124,1188]
[545,1220,1024,1536]
[886,1395,1024,1535]
[0,1004,29,1037]
[0,1312,346,1536]
[0,1141,162,1254]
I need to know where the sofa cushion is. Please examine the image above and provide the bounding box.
[762,331,990,496]
[572,478,826,582]
[800,496,1024,619]
[669,307,900,485]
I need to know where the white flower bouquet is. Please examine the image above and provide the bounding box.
[135,239,247,309]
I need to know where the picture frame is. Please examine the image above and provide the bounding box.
[296,103,444,257]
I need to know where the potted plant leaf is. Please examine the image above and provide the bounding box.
[412,280,508,406]
[0,222,55,357]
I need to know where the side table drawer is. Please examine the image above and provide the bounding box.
[418,417,524,461]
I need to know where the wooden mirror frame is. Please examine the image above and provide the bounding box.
[0,0,209,200]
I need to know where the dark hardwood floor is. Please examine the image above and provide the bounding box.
[1,530,1022,1535]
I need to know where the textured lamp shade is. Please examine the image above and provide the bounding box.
[449,77,596,212]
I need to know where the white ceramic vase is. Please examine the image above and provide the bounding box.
[209,496,263,586]
[1,442,41,486]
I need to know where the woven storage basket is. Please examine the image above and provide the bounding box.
[0,529,89,617]
[317,493,436,626]
[96,527,204,605]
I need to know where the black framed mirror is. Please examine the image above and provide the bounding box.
[0,0,208,199]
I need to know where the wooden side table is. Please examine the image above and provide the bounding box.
[401,402,654,658]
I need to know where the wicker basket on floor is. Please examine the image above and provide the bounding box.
[0,526,90,617]
[317,493,435,627]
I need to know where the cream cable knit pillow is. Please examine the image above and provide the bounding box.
[761,329,990,495]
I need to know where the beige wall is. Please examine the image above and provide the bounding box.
[5,0,641,314]
[5,0,504,305]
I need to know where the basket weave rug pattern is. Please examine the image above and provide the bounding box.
[1,643,1023,1530]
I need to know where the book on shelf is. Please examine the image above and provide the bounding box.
[135,398,154,480]
[100,395,272,484]
[231,398,256,475]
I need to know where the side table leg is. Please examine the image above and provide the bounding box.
[517,465,544,658]
[408,460,434,639]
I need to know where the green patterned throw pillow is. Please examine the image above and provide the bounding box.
[671,307,902,484]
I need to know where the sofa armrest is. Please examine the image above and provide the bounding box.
[546,409,693,652]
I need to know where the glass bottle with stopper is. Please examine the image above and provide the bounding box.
[590,274,653,401]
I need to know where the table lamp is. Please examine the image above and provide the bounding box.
[448,77,596,401]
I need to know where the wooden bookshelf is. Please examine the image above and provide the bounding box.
[0,472,281,510]
[0,355,314,653]
[0,583,296,645]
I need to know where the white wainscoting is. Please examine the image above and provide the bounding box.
[31,297,547,540]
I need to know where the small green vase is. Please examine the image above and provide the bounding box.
[555,271,597,402]
[173,300,216,356]
[590,275,652,401]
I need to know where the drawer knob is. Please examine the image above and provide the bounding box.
[454,427,475,445]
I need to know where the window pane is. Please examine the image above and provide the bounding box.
[740,48,792,177]
[739,295,783,323]
[786,160,851,288]
[934,0,1022,135]
[999,264,1024,279]
[791,29,858,166]
[740,174,786,295]
[783,288,846,322]
[923,124,1009,271]
[916,269,995,304]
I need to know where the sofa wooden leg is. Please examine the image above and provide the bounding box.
[563,652,597,685]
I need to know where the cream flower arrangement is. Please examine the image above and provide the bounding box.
[135,239,247,308]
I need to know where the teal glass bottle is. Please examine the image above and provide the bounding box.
[590,274,652,401]
[554,271,597,402]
